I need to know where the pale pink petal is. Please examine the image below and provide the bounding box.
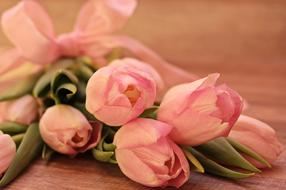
[167,139,190,188]
[168,109,229,145]
[1,0,58,64]
[159,74,219,112]
[114,118,173,149]
[132,138,171,176]
[212,91,235,122]
[0,133,16,175]
[4,95,38,125]
[229,115,283,167]
[216,84,243,126]
[116,148,163,187]
[78,121,103,152]
[91,105,133,126]
[110,58,164,91]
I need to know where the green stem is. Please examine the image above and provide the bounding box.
[12,133,25,148]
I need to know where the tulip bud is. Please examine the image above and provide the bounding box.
[86,58,161,126]
[158,73,243,146]
[0,131,16,175]
[229,115,283,168]
[0,95,38,125]
[39,105,102,155]
[114,118,190,188]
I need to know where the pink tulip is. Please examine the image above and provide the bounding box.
[0,131,16,176]
[114,118,190,188]
[86,58,160,126]
[229,115,283,168]
[157,73,243,146]
[0,103,5,123]
[39,105,102,155]
[0,95,38,125]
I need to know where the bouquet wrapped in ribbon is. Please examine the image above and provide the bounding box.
[0,0,283,188]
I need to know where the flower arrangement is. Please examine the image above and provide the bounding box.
[0,0,283,188]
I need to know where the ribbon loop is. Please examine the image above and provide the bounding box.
[57,33,81,57]
[1,0,59,64]
[75,0,137,36]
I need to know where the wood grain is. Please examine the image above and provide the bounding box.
[1,0,286,189]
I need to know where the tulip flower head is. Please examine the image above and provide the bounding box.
[39,105,102,155]
[86,58,160,126]
[229,115,283,168]
[158,73,243,146]
[114,118,190,188]
[0,95,38,125]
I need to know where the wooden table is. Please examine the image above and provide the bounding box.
[1,0,286,189]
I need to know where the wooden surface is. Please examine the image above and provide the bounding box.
[1,0,286,189]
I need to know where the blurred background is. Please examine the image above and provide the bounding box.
[1,0,286,66]
[0,0,286,121]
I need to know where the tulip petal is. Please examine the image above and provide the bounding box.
[169,110,229,146]
[78,121,102,152]
[216,84,243,126]
[0,74,39,102]
[0,133,16,175]
[229,115,283,168]
[110,58,164,91]
[167,140,190,188]
[159,74,219,114]
[116,148,163,187]
[114,118,172,149]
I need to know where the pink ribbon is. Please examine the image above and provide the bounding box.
[0,0,197,93]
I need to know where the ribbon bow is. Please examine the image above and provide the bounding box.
[0,0,197,93]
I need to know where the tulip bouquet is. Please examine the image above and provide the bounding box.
[0,0,283,188]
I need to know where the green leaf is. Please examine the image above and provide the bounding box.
[0,74,39,101]
[54,83,77,103]
[182,147,204,173]
[92,126,117,164]
[51,69,78,104]
[227,137,271,168]
[42,144,55,162]
[103,142,116,151]
[140,106,158,119]
[106,48,124,63]
[196,137,260,173]
[0,122,27,135]
[186,147,255,179]
[74,82,87,102]
[0,123,44,187]
[51,69,78,92]
[33,71,54,97]
[73,63,94,82]
[92,149,116,163]
[76,56,94,68]
[33,59,75,97]
[11,133,25,148]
